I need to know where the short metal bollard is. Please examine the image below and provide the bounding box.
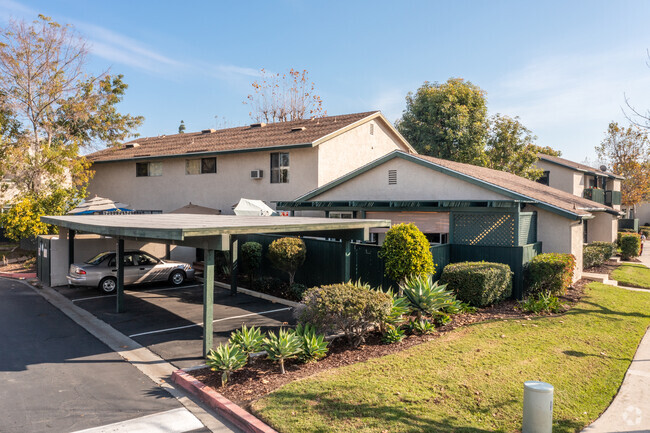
[523,381,554,433]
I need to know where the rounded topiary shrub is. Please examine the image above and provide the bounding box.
[583,245,604,269]
[267,237,306,286]
[588,241,617,262]
[379,223,434,282]
[299,282,392,347]
[525,253,576,296]
[440,261,513,307]
[241,241,262,282]
[620,233,641,261]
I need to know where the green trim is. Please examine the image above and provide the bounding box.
[292,151,584,220]
[278,200,524,212]
[90,143,314,164]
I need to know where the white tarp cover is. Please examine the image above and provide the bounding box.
[233,198,278,216]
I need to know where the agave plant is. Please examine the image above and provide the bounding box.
[295,324,329,362]
[385,289,412,324]
[409,318,436,334]
[229,324,264,356]
[400,274,459,319]
[206,343,248,387]
[382,324,405,344]
[263,328,303,374]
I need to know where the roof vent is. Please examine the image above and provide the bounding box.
[291,126,306,132]
[388,169,397,185]
[125,142,140,148]
[600,165,608,172]
[250,123,266,128]
[201,129,216,134]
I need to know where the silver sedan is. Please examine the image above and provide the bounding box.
[67,250,195,294]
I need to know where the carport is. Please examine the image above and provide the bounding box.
[41,214,390,356]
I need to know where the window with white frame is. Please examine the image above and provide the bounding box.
[186,157,216,175]
[136,162,162,177]
[329,212,353,219]
[270,152,289,183]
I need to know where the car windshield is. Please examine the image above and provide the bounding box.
[84,252,112,265]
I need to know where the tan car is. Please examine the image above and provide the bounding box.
[67,250,195,294]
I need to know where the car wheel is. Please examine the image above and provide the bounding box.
[169,270,185,286]
[99,277,117,294]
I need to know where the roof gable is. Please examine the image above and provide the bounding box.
[537,153,624,180]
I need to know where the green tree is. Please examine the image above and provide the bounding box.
[0,15,143,236]
[267,237,306,285]
[485,114,543,180]
[379,223,434,284]
[178,120,186,133]
[596,122,650,211]
[396,78,488,165]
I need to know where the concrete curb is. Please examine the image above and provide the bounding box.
[172,369,278,433]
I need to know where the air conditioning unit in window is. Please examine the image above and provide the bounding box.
[250,169,264,179]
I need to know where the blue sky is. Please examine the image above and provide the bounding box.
[2,0,650,163]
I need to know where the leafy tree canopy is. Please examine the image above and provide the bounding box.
[485,114,543,180]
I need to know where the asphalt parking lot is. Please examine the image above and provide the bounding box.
[55,281,296,369]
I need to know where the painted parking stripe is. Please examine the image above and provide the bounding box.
[71,284,202,303]
[70,407,204,433]
[128,307,292,338]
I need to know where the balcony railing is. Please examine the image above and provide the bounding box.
[583,188,605,204]
[605,190,622,206]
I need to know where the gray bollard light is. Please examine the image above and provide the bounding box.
[522,381,554,433]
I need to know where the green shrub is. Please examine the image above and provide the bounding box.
[263,328,302,374]
[408,318,436,334]
[382,324,405,344]
[641,227,650,238]
[241,242,262,282]
[206,343,248,386]
[583,245,604,269]
[589,241,617,261]
[519,292,565,314]
[267,237,306,285]
[299,282,392,347]
[618,230,636,246]
[294,324,329,363]
[379,223,434,282]
[525,253,576,296]
[439,262,513,307]
[620,233,642,260]
[229,324,264,356]
[399,274,460,318]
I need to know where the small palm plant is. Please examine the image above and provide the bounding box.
[263,328,302,374]
[229,324,264,357]
[295,323,329,363]
[206,343,248,387]
[400,274,458,319]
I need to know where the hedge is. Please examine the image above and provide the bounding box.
[583,246,604,269]
[525,253,576,296]
[588,241,617,261]
[620,234,641,261]
[618,230,636,246]
[439,261,513,307]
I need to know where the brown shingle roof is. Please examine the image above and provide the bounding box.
[88,111,380,163]
[537,153,624,179]
[414,153,618,216]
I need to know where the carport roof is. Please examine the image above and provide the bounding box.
[41,214,390,244]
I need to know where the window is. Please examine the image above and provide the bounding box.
[536,171,550,186]
[270,152,289,183]
[329,212,353,219]
[136,162,162,177]
[186,157,216,175]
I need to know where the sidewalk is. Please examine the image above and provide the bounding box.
[582,241,650,433]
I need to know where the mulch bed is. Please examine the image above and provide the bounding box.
[583,261,619,276]
[190,281,588,409]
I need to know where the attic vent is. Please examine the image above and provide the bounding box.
[388,169,397,185]
[201,129,216,134]
[250,123,266,128]
[125,142,140,148]
[186,149,208,153]
[369,123,374,135]
[291,126,306,132]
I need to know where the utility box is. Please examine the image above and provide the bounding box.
[523,381,553,433]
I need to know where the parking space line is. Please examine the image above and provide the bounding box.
[128,307,292,338]
[70,284,202,303]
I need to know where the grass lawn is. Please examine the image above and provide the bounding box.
[252,283,650,433]
[611,263,650,289]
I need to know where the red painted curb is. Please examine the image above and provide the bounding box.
[0,272,37,279]
[172,369,279,433]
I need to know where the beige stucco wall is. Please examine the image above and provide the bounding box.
[534,160,584,196]
[523,205,582,281]
[632,203,650,225]
[312,157,511,202]
[587,212,618,243]
[317,119,410,185]
[89,147,320,214]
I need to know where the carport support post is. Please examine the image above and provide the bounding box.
[116,239,125,313]
[68,229,75,269]
[203,249,215,357]
[230,235,238,295]
[342,239,352,282]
